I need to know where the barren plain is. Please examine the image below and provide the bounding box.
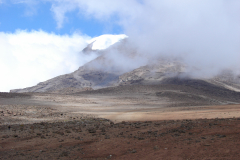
[1,79,240,159]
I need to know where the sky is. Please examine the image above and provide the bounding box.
[0,0,124,92]
[0,0,122,36]
[0,0,240,92]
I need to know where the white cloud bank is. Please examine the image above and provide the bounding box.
[48,0,240,77]
[0,30,97,92]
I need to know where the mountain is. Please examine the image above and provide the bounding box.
[10,35,128,93]
[87,34,128,50]
[11,35,240,94]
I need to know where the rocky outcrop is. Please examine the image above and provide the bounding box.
[118,60,186,85]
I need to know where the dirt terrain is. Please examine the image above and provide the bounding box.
[1,117,240,160]
[1,81,240,159]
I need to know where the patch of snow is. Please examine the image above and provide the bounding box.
[88,34,128,50]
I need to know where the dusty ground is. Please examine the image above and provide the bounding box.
[1,117,240,160]
[1,82,240,159]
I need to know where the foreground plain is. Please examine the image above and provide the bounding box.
[1,81,240,159]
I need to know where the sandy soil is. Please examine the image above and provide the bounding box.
[0,82,240,159]
[1,93,239,124]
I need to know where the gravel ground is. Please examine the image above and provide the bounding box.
[1,118,240,159]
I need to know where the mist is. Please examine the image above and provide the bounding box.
[124,0,240,78]
[0,30,97,92]
[49,0,240,78]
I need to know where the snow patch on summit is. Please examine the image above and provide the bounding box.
[88,34,127,50]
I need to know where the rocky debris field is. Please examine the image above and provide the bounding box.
[0,105,92,125]
[1,117,240,160]
[0,93,31,99]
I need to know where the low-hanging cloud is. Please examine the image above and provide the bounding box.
[0,30,97,92]
[124,0,240,78]
[48,0,240,78]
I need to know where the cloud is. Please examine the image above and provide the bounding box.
[50,1,77,29]
[0,30,97,92]
[45,0,143,29]
[123,0,240,77]
[47,0,240,77]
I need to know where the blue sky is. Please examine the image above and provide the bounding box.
[0,1,122,37]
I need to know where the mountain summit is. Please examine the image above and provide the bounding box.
[87,34,127,50]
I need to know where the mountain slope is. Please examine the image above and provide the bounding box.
[10,37,128,93]
[11,36,240,94]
